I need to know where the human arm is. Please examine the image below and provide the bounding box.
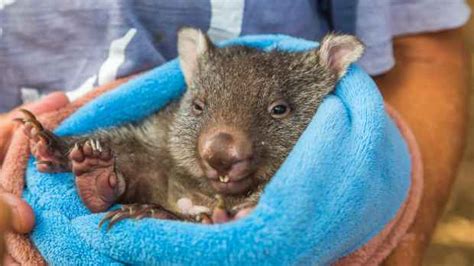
[375,28,471,265]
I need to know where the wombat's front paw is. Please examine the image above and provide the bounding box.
[69,139,125,213]
[195,207,253,224]
[15,109,69,172]
[199,196,255,224]
[99,203,181,230]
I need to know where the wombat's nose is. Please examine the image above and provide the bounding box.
[200,130,253,179]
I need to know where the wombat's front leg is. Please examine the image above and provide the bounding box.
[15,109,71,172]
[69,139,126,213]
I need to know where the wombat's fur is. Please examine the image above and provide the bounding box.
[19,28,364,224]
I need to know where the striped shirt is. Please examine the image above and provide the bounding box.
[0,0,470,111]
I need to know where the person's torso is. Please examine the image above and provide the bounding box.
[0,0,356,112]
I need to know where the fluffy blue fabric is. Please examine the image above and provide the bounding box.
[23,35,411,265]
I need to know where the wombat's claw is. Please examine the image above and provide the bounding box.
[14,109,43,131]
[15,109,68,172]
[70,139,124,213]
[215,194,226,209]
[35,160,52,167]
[15,108,42,125]
[195,213,213,224]
[99,204,180,231]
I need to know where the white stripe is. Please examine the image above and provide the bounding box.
[207,0,245,42]
[0,0,15,40]
[20,87,41,103]
[0,0,16,10]
[98,28,137,86]
[66,75,97,101]
[66,28,137,101]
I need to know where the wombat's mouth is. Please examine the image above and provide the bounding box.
[209,175,254,195]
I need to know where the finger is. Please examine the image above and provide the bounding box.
[8,92,69,122]
[0,196,11,232]
[0,198,11,261]
[3,254,20,266]
[0,193,35,234]
[21,92,69,115]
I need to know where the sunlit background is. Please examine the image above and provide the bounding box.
[424,1,474,264]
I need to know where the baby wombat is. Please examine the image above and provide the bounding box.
[17,28,364,226]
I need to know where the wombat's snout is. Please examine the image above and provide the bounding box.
[199,128,255,195]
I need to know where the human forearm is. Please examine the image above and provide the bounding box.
[375,28,471,265]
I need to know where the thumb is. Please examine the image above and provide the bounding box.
[18,92,69,116]
[0,193,35,234]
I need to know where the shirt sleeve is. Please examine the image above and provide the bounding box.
[355,0,471,75]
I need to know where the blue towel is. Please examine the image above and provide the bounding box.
[23,35,411,265]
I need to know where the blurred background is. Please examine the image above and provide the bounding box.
[424,0,474,265]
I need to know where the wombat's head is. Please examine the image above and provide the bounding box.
[169,28,364,196]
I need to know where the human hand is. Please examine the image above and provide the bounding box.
[0,193,35,265]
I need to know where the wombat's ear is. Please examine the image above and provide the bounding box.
[317,34,365,79]
[177,27,215,86]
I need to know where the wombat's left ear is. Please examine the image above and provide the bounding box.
[177,27,215,86]
[318,34,365,79]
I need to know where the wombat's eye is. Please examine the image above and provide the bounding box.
[268,100,291,119]
[192,99,205,115]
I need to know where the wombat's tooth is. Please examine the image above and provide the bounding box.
[223,176,230,183]
[218,175,230,183]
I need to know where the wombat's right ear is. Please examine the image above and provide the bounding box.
[317,34,365,79]
[177,27,214,86]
